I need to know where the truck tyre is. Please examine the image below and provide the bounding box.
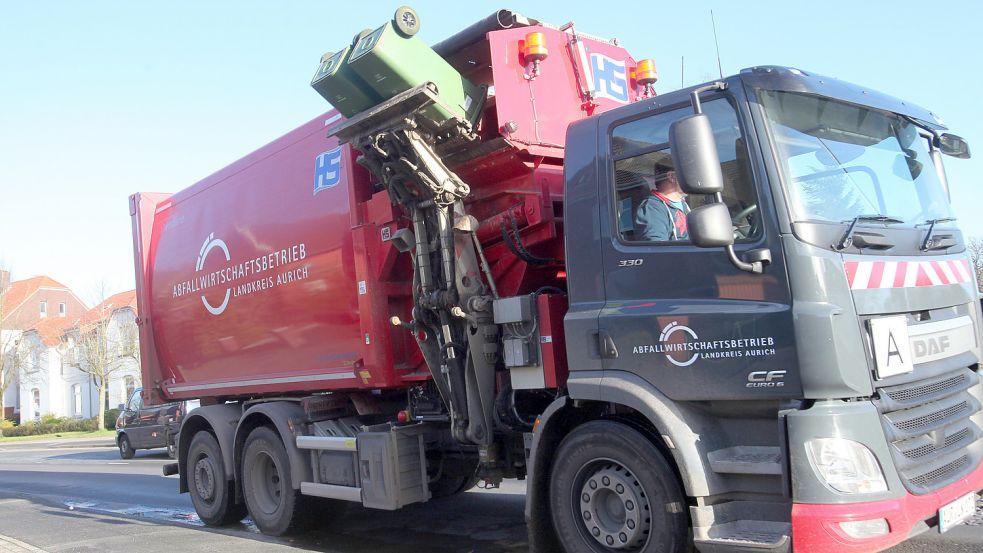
[188,431,246,526]
[429,474,480,499]
[118,435,135,460]
[549,421,688,553]
[241,426,307,536]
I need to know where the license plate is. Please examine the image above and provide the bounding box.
[939,492,977,533]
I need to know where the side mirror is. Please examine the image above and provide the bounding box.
[938,133,971,159]
[669,114,724,195]
[687,203,735,248]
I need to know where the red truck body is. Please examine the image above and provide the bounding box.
[130,25,637,404]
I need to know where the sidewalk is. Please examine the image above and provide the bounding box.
[0,497,304,553]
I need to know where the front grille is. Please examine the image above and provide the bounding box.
[885,373,969,405]
[893,402,970,432]
[909,455,971,489]
[876,367,983,494]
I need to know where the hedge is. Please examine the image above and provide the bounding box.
[0,417,99,437]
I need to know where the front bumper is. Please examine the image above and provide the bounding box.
[792,460,983,552]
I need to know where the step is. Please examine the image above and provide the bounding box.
[707,446,782,475]
[694,520,790,553]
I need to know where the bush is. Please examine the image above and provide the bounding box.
[104,409,122,430]
[0,417,98,437]
[40,413,69,426]
[0,419,13,430]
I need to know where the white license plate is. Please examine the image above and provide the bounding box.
[939,492,977,533]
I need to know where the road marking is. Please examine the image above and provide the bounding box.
[0,533,49,553]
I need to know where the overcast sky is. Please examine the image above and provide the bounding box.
[1,0,980,304]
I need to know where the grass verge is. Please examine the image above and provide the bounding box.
[0,429,116,443]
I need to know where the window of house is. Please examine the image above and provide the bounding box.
[59,303,66,317]
[611,98,761,243]
[73,384,82,416]
[39,301,47,318]
[32,388,40,420]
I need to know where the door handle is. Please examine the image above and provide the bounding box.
[591,330,619,359]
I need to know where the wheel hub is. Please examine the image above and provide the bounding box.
[194,458,216,502]
[579,464,651,550]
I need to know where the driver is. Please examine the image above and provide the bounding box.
[635,161,691,241]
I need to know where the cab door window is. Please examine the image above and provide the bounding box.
[611,98,760,243]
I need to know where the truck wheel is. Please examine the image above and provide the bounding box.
[549,421,688,552]
[393,6,420,37]
[118,435,135,460]
[242,426,306,536]
[429,474,480,499]
[188,431,246,526]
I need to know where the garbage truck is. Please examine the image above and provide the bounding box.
[130,7,983,552]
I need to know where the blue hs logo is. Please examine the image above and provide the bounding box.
[313,147,343,194]
[589,53,629,104]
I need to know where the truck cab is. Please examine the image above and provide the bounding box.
[535,65,982,552]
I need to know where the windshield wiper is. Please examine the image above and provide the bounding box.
[919,217,957,251]
[834,214,905,251]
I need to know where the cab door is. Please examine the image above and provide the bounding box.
[595,89,799,401]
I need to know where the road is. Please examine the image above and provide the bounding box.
[0,440,527,552]
[0,440,980,552]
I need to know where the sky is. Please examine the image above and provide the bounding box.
[1,1,981,304]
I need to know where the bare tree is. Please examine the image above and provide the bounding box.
[968,237,983,291]
[70,291,139,429]
[0,267,23,424]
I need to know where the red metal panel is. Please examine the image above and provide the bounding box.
[140,112,389,400]
[488,26,637,158]
[537,293,569,388]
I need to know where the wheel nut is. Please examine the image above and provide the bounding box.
[616,484,624,494]
[584,511,591,521]
[627,519,635,529]
[589,479,597,489]
[582,493,590,502]
[620,533,628,543]
[626,500,634,511]
[606,535,614,545]
[592,527,601,537]
[602,476,610,486]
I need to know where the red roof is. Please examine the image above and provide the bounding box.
[30,315,79,346]
[0,276,73,323]
[79,290,138,325]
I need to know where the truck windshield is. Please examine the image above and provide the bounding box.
[760,90,953,226]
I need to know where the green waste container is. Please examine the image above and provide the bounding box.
[346,21,484,127]
[311,46,382,118]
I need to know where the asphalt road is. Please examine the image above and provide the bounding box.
[0,439,980,552]
[0,440,527,552]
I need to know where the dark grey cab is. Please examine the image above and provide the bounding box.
[115,388,199,459]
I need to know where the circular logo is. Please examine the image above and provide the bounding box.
[196,233,231,316]
[659,321,699,367]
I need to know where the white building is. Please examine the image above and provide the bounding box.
[17,290,141,421]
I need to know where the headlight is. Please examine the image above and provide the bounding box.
[805,438,887,494]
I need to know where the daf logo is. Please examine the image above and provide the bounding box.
[913,336,951,358]
[747,370,786,388]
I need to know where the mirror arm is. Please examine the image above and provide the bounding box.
[725,245,766,274]
[689,82,728,114]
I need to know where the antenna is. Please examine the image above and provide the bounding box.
[711,10,723,79]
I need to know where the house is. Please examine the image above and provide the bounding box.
[15,289,141,422]
[0,271,89,420]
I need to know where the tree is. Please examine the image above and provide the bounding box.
[0,268,24,424]
[70,298,139,430]
[968,237,983,291]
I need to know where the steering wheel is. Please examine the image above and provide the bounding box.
[731,204,759,239]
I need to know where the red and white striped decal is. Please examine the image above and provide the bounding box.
[844,259,972,290]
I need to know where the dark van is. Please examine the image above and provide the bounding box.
[115,388,198,459]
